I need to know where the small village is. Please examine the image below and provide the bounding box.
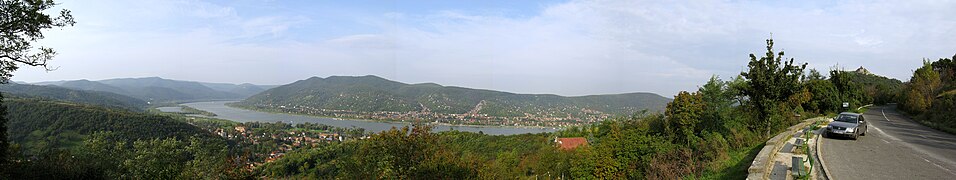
[185,118,368,170]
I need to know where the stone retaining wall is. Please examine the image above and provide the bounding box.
[746,117,823,180]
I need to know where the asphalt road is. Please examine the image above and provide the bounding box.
[820,105,956,180]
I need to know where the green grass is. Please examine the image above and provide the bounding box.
[697,143,764,180]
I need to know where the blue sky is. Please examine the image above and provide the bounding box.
[19,0,956,96]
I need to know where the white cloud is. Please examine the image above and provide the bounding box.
[16,0,956,97]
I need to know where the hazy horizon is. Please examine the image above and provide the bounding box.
[15,0,956,96]
[20,75,673,97]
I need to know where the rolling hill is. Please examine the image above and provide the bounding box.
[3,98,214,152]
[238,75,670,121]
[34,77,274,102]
[0,83,148,110]
[845,70,904,104]
[98,77,241,101]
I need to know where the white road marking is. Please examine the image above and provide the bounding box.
[931,162,956,176]
[924,158,956,176]
[871,106,956,176]
[882,108,890,121]
[871,125,901,141]
[881,139,891,144]
[920,135,929,139]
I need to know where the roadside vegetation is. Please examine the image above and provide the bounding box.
[899,56,956,134]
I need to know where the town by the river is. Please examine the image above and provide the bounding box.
[163,101,560,135]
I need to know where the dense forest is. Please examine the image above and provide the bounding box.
[0,98,246,179]
[899,55,956,134]
[3,98,208,152]
[843,70,904,105]
[1,97,378,179]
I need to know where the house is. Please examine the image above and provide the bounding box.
[555,137,588,150]
[235,126,247,133]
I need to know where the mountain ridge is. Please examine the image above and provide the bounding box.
[31,77,275,102]
[238,75,670,126]
[0,83,148,111]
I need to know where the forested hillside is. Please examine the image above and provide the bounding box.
[843,70,904,105]
[238,75,670,126]
[899,55,956,134]
[0,83,147,110]
[3,98,210,154]
[1,98,244,179]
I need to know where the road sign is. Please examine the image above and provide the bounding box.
[842,102,849,108]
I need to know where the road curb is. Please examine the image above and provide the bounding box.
[815,132,834,180]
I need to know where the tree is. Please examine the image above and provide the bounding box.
[804,78,840,114]
[698,75,735,134]
[931,55,955,91]
[740,38,807,137]
[664,91,705,144]
[1,0,74,166]
[902,61,942,114]
[829,69,868,109]
[806,69,825,81]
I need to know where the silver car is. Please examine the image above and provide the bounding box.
[824,112,868,140]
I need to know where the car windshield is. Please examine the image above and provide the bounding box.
[835,114,859,123]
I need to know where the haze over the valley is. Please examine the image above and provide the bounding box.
[18,0,956,96]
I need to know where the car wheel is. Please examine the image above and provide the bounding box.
[861,127,866,136]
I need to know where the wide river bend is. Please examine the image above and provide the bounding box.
[170,101,560,135]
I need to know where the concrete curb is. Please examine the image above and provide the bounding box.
[815,132,834,180]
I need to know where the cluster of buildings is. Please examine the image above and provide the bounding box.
[197,121,359,169]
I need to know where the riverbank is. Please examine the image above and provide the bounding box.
[167,101,558,135]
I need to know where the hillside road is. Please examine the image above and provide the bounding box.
[820,105,956,179]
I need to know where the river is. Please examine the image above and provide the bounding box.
[171,101,560,135]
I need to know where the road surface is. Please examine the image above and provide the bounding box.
[820,105,956,179]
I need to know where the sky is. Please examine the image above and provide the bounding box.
[17,0,956,96]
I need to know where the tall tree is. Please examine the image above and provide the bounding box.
[0,0,73,166]
[903,60,941,114]
[740,38,807,137]
[829,69,868,108]
[664,91,704,144]
[698,75,734,133]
